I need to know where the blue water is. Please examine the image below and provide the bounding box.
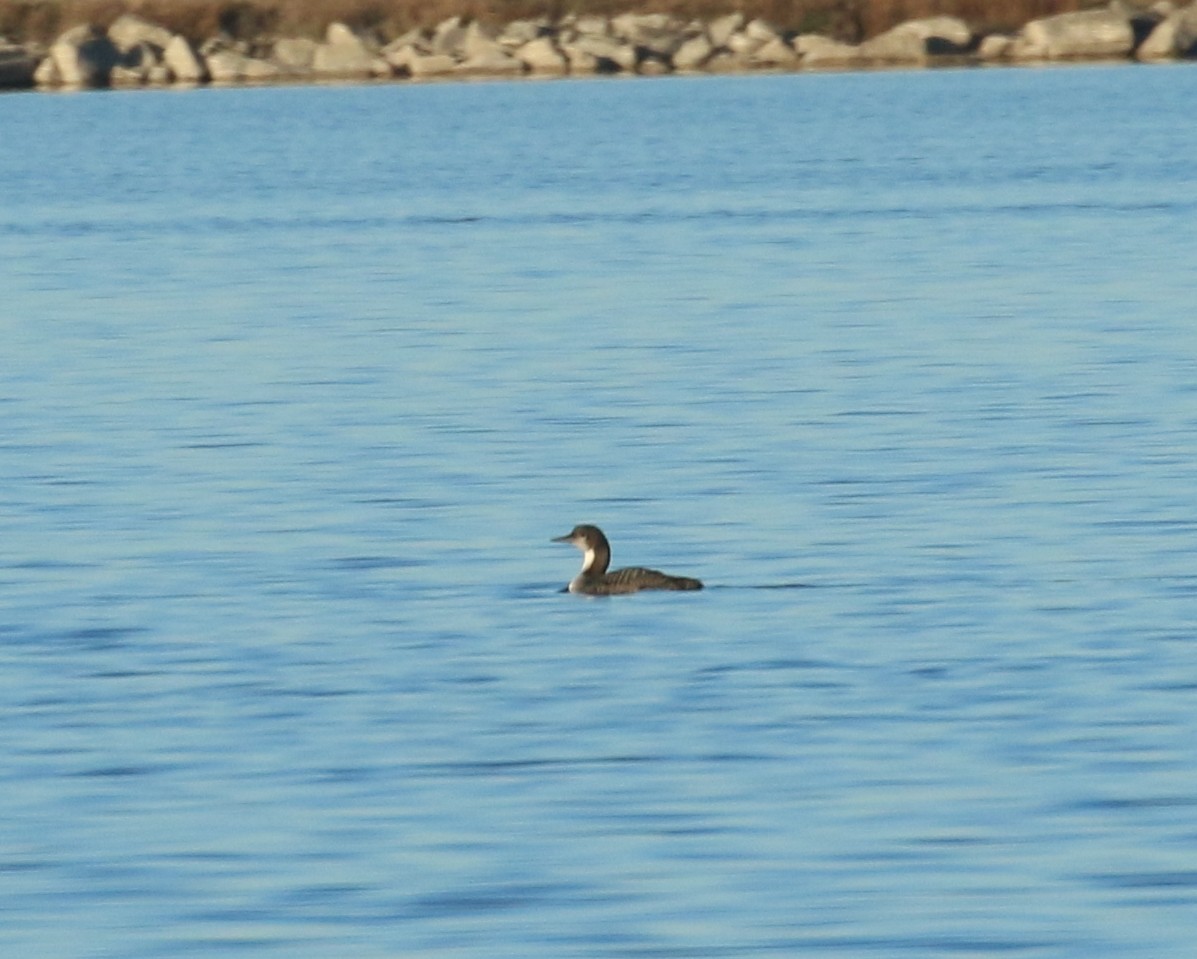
[3,63,1197,958]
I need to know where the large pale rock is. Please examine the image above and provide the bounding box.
[381,42,414,71]
[107,14,173,52]
[573,15,611,37]
[708,13,745,47]
[384,27,429,54]
[561,44,600,72]
[109,64,145,85]
[313,22,375,76]
[499,20,548,48]
[1178,2,1197,53]
[611,12,678,42]
[744,18,783,43]
[516,36,568,72]
[859,27,926,61]
[900,15,973,48]
[461,21,501,59]
[0,43,38,87]
[860,16,973,61]
[431,16,468,56]
[456,49,524,75]
[616,14,685,56]
[272,37,318,72]
[728,22,785,58]
[727,30,767,57]
[704,49,747,72]
[1012,8,1135,59]
[1138,2,1197,56]
[566,34,637,70]
[164,35,208,81]
[673,33,715,70]
[50,25,119,86]
[206,49,281,81]
[750,36,799,65]
[453,23,525,74]
[405,52,458,77]
[796,34,862,67]
[34,55,59,85]
[977,33,1014,59]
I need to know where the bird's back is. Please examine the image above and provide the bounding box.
[578,566,704,596]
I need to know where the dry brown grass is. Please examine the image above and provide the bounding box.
[0,0,1096,46]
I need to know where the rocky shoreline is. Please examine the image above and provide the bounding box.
[2,3,1196,91]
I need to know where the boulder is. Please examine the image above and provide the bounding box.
[109,63,145,85]
[611,12,678,42]
[385,27,429,54]
[1012,8,1135,59]
[860,17,973,62]
[313,22,375,76]
[405,52,458,77]
[107,14,173,52]
[1177,1,1197,53]
[164,35,208,82]
[744,18,784,43]
[726,27,765,57]
[708,13,746,47]
[565,34,637,71]
[461,21,502,59]
[573,15,611,37]
[516,36,568,72]
[272,37,318,73]
[977,33,1014,59]
[901,15,973,48]
[381,42,415,71]
[50,24,120,86]
[34,55,60,85]
[0,43,38,87]
[609,13,688,60]
[673,33,715,70]
[499,20,549,48]
[704,49,747,72]
[859,27,927,61]
[750,36,799,65]
[456,49,525,75]
[561,44,600,72]
[796,34,862,67]
[206,48,281,81]
[455,23,529,73]
[431,16,468,56]
[1138,1,1197,56]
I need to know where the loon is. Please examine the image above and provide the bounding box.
[552,524,704,596]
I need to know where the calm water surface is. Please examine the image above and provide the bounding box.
[3,64,1197,957]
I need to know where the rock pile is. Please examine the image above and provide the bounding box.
[1,3,1195,90]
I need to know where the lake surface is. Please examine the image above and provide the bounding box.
[3,63,1197,958]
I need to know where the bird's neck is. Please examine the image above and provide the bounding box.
[580,542,610,576]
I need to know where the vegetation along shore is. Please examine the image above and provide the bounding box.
[1,0,1195,90]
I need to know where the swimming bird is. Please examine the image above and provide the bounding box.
[552,524,703,595]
